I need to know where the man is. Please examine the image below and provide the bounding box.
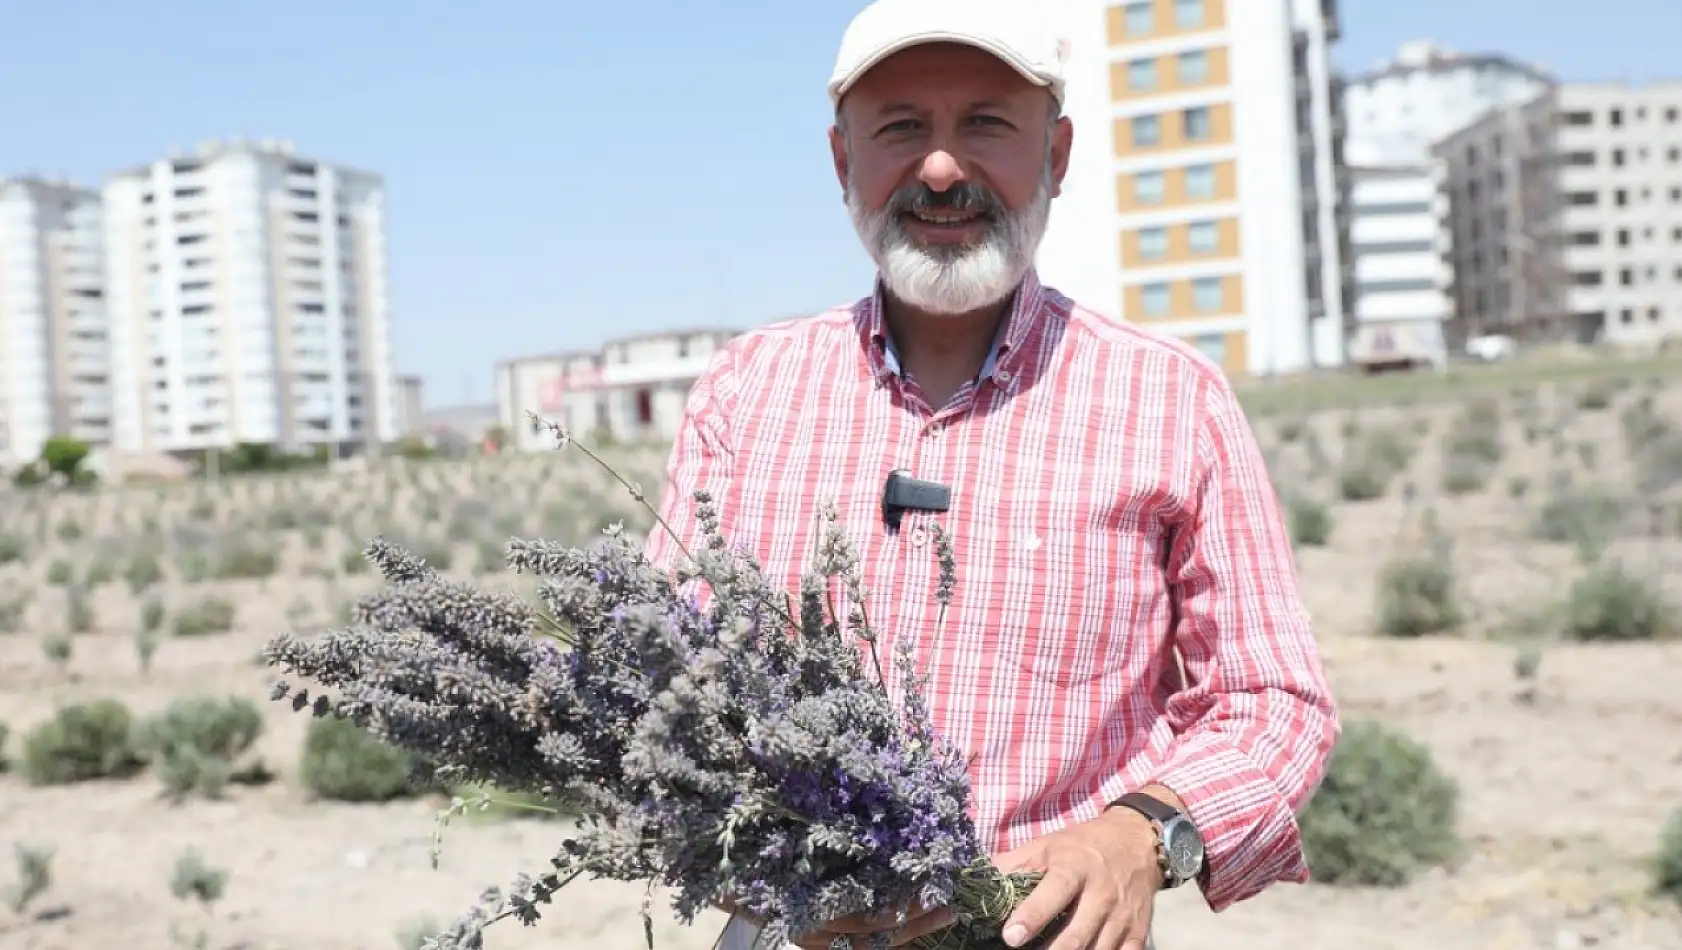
[644,1,1340,947]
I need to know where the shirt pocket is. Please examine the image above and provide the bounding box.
[999,522,1169,691]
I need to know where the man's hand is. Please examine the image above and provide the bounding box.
[992,797,1170,950]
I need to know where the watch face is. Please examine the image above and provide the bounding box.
[1164,819,1205,879]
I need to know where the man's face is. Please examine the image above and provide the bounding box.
[831,42,1073,316]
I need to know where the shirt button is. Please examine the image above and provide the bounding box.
[996,370,1013,385]
[909,527,929,547]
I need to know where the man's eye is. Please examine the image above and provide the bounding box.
[969,115,1009,127]
[878,119,922,134]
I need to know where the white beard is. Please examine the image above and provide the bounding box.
[846,163,1053,316]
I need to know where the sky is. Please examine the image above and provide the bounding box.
[3,0,1679,406]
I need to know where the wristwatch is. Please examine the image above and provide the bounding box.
[1106,792,1206,889]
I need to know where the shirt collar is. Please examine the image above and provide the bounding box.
[859,268,1049,382]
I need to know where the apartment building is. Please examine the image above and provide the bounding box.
[0,177,111,465]
[1342,42,1553,365]
[496,327,739,451]
[1552,82,1682,346]
[101,138,397,455]
[1434,91,1571,348]
[394,373,425,438]
[1038,0,1348,376]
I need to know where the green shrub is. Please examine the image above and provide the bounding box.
[1576,386,1612,411]
[45,560,72,586]
[137,696,266,799]
[1375,554,1461,638]
[1337,464,1387,502]
[21,699,143,786]
[1656,807,1682,907]
[1560,563,1675,642]
[1439,454,1489,496]
[214,543,279,581]
[125,552,164,593]
[1300,719,1461,886]
[1534,488,1622,560]
[299,716,416,802]
[173,597,236,637]
[1286,497,1332,547]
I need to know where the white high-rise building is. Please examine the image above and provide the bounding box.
[1039,0,1348,375]
[1553,82,1682,346]
[0,177,111,465]
[101,138,397,455]
[1341,42,1553,365]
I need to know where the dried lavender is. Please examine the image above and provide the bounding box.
[263,418,1053,950]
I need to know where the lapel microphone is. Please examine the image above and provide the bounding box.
[881,468,951,530]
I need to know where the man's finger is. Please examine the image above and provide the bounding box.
[1045,889,1115,950]
[1120,898,1155,950]
[1090,916,1132,950]
[1001,868,1082,947]
[994,841,1045,874]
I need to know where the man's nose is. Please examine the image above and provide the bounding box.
[916,150,964,192]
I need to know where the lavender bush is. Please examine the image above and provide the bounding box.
[263,418,1051,950]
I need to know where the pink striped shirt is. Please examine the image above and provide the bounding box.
[644,269,1340,912]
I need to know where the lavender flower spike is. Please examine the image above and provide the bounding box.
[264,419,1059,950]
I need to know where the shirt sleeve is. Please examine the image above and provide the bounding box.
[643,347,739,572]
[1147,369,1341,912]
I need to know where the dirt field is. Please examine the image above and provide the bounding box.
[2,355,1680,950]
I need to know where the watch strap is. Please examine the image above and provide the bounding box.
[1107,791,1181,825]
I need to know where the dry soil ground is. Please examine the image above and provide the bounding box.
[1,356,1680,950]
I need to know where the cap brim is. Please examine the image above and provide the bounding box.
[828,30,1060,106]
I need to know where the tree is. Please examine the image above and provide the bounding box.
[39,437,91,481]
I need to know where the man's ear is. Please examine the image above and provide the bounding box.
[829,122,850,200]
[1049,115,1073,199]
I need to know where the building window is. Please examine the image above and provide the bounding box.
[1141,282,1170,316]
[1188,221,1218,253]
[1191,276,1224,311]
[1184,163,1216,198]
[1174,0,1206,28]
[1177,50,1209,84]
[1123,1,1153,35]
[1128,58,1157,91]
[1183,106,1212,141]
[1134,171,1166,204]
[1138,227,1169,259]
[634,388,654,426]
[1132,114,1161,148]
[1191,332,1226,366]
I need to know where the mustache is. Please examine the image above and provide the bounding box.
[885,181,1003,217]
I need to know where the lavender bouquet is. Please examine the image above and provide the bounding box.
[263,420,1054,950]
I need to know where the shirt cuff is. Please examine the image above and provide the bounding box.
[1148,736,1311,912]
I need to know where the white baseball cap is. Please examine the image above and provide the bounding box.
[827,0,1067,108]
